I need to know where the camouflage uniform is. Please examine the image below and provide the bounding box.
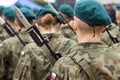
[51,0,120,79]
[111,43,120,53]
[0,31,33,80]
[13,33,76,80]
[51,42,120,80]
[41,33,76,59]
[0,28,10,42]
[60,26,76,41]
[101,23,120,46]
[13,43,52,80]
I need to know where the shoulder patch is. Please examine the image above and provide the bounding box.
[20,51,25,57]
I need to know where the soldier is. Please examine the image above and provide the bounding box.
[0,7,35,80]
[58,4,76,40]
[51,0,120,80]
[111,4,120,53]
[101,4,119,46]
[13,8,76,80]
[0,7,17,41]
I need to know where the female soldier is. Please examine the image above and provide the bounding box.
[13,8,76,80]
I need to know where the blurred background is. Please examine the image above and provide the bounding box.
[0,0,120,9]
[0,0,120,12]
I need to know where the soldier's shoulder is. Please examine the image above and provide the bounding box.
[1,37,18,46]
[111,43,120,53]
[23,43,40,52]
[54,56,75,68]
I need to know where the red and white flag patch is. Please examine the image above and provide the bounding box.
[20,51,25,57]
[51,72,57,80]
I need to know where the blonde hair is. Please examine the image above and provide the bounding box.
[37,14,59,30]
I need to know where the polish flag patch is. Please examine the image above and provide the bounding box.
[20,51,25,57]
[51,72,57,80]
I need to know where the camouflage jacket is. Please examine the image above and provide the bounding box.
[101,24,120,46]
[51,41,120,80]
[60,26,76,41]
[111,43,120,53]
[13,33,76,80]
[13,43,52,80]
[0,32,33,80]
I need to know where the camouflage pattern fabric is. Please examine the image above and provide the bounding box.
[13,43,52,80]
[101,31,114,46]
[13,33,76,80]
[111,43,120,53]
[51,42,120,80]
[0,32,33,80]
[101,23,120,46]
[41,33,76,64]
[0,29,10,41]
[60,26,76,41]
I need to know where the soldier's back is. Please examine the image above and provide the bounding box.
[51,42,120,80]
[13,33,76,80]
[13,42,52,80]
[0,32,33,80]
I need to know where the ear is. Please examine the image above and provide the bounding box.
[69,20,78,32]
[101,25,106,32]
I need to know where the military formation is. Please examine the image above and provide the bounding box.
[0,0,120,80]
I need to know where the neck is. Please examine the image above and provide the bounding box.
[77,32,101,43]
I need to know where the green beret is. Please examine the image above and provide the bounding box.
[0,6,5,15]
[0,6,5,12]
[51,2,57,10]
[43,5,50,9]
[15,2,23,8]
[32,8,40,14]
[37,8,64,24]
[2,7,16,22]
[20,7,36,21]
[74,0,111,26]
[116,4,120,10]
[37,8,57,17]
[59,4,73,18]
